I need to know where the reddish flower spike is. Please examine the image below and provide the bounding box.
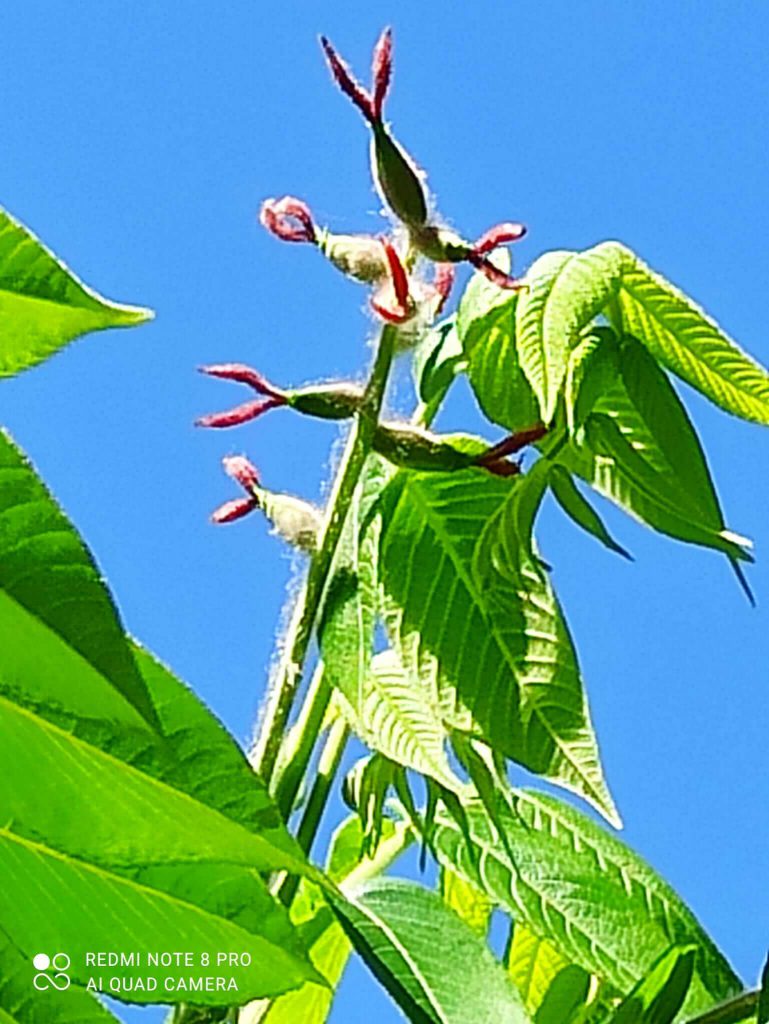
[371,27,393,122]
[196,397,284,430]
[223,454,260,492]
[370,239,413,324]
[320,36,374,123]
[199,363,284,400]
[471,221,527,256]
[211,496,259,525]
[259,196,316,243]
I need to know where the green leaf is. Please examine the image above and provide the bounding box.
[457,266,540,433]
[329,878,532,1023]
[617,334,725,525]
[429,790,742,1019]
[516,246,626,423]
[535,965,591,1024]
[507,924,570,1016]
[549,464,632,560]
[565,328,621,436]
[244,817,410,1024]
[440,868,493,939]
[337,649,461,792]
[614,243,769,424]
[0,429,159,727]
[607,946,696,1024]
[0,206,152,377]
[582,414,750,562]
[413,318,465,412]
[0,924,120,1023]
[0,679,320,1003]
[378,468,618,825]
[320,457,388,718]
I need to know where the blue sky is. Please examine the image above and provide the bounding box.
[2,2,768,1021]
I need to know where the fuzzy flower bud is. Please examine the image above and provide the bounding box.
[210,454,261,525]
[316,230,389,284]
[196,364,288,429]
[259,196,317,243]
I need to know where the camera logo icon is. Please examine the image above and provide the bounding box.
[32,952,71,991]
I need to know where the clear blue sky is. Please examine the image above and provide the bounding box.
[2,3,768,1021]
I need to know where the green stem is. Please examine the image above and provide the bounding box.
[253,325,397,785]
[273,662,331,819]
[277,717,350,906]
[683,991,759,1024]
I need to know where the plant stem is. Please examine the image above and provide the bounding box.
[683,991,759,1024]
[277,717,350,906]
[253,325,397,786]
[272,662,331,819]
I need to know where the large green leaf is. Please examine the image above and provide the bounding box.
[516,247,625,423]
[0,206,152,377]
[378,468,618,824]
[0,429,158,727]
[0,435,322,1005]
[337,649,461,792]
[0,679,319,1003]
[329,878,532,1023]
[243,817,410,1024]
[429,790,742,1019]
[582,414,749,562]
[613,243,769,424]
[0,924,120,1023]
[457,265,540,433]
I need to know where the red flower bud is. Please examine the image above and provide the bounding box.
[196,397,283,429]
[471,222,527,256]
[320,35,374,123]
[259,196,316,243]
[211,496,259,525]
[466,221,528,290]
[223,454,261,492]
[371,27,393,122]
[197,364,287,429]
[370,239,414,324]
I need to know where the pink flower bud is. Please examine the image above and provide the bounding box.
[222,454,261,492]
[211,496,259,525]
[466,221,528,290]
[259,196,317,243]
[196,396,284,429]
[320,35,374,123]
[471,222,527,256]
[371,27,393,122]
[198,364,285,400]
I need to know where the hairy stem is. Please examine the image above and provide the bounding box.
[253,325,397,785]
